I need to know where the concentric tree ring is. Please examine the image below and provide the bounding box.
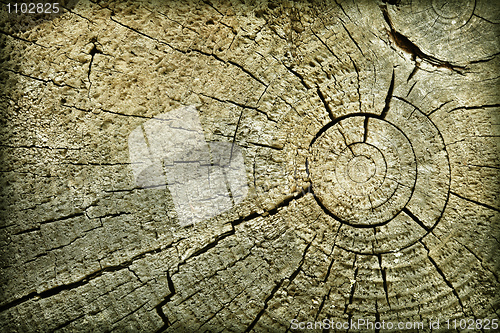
[306,99,451,254]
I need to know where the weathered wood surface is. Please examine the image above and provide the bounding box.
[0,0,499,331]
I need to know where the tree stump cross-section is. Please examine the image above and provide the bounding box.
[0,0,499,332]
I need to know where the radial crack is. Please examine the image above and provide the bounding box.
[340,23,364,56]
[344,256,358,315]
[87,39,103,97]
[0,246,165,313]
[316,86,335,121]
[450,191,499,213]
[0,30,48,48]
[380,5,466,73]
[51,313,86,332]
[402,208,430,232]
[338,128,354,155]
[393,96,423,114]
[228,60,267,87]
[243,279,284,332]
[427,100,453,117]
[374,299,381,333]
[287,235,317,286]
[380,69,395,119]
[284,65,311,90]
[315,287,332,321]
[347,54,363,112]
[111,301,148,326]
[3,68,78,89]
[377,254,391,308]
[154,271,176,333]
[363,116,369,142]
[323,224,342,283]
[231,108,244,162]
[199,93,276,123]
[420,241,467,316]
[454,239,499,284]
[344,267,359,314]
[310,29,340,61]
[447,104,500,113]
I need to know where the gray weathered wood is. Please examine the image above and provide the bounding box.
[0,0,498,331]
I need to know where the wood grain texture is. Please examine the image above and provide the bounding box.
[0,0,498,331]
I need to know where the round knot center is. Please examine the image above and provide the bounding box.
[347,155,376,183]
